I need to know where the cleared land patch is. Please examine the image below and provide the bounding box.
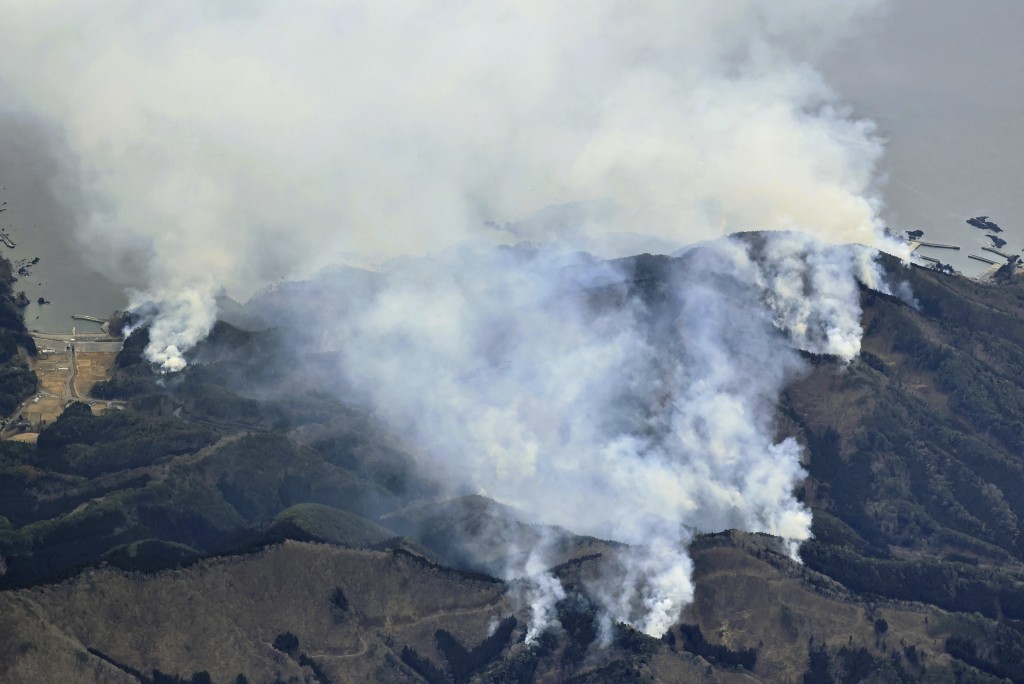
[3,345,122,439]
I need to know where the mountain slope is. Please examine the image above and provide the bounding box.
[8,249,1024,680]
[785,261,1024,632]
[2,536,1016,683]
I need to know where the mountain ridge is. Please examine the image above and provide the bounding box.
[5,246,1024,681]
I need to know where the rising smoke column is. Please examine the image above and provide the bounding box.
[0,0,908,638]
[308,233,899,637]
[0,0,889,370]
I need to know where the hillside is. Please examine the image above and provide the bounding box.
[3,535,1019,684]
[789,260,1024,623]
[0,253,38,417]
[7,249,1024,681]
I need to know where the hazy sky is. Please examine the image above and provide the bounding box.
[823,0,1024,244]
[2,0,1022,322]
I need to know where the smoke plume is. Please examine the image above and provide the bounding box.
[0,0,890,369]
[303,233,894,637]
[0,1,907,637]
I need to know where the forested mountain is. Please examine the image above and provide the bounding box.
[7,250,1024,682]
[0,254,37,415]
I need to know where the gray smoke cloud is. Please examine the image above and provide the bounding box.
[0,0,910,637]
[0,0,893,369]
[307,233,895,637]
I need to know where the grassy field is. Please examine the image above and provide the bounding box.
[72,351,117,399]
[0,536,997,683]
[5,349,121,441]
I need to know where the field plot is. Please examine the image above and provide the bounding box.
[34,350,71,394]
[72,351,117,398]
[25,349,74,426]
[7,432,39,444]
[3,348,123,441]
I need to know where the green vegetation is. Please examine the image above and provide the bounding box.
[0,410,406,586]
[271,631,299,657]
[434,618,518,684]
[8,252,1024,682]
[100,539,198,572]
[0,366,36,415]
[262,503,394,548]
[667,624,757,670]
[801,541,1024,618]
[802,644,915,684]
[401,646,448,684]
[0,255,37,415]
[786,263,1024,627]
[37,402,219,476]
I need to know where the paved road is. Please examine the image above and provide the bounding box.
[66,347,77,399]
[31,334,123,353]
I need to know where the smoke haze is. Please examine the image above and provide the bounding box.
[0,0,891,368]
[0,1,910,637]
[294,233,894,636]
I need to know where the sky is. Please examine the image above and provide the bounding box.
[1,0,1022,315]
[0,113,128,331]
[821,0,1024,273]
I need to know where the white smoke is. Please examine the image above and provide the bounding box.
[591,539,696,642]
[0,0,888,370]
[519,553,568,645]
[127,281,220,372]
[303,232,893,637]
[0,0,908,639]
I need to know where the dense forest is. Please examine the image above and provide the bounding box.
[0,254,37,414]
